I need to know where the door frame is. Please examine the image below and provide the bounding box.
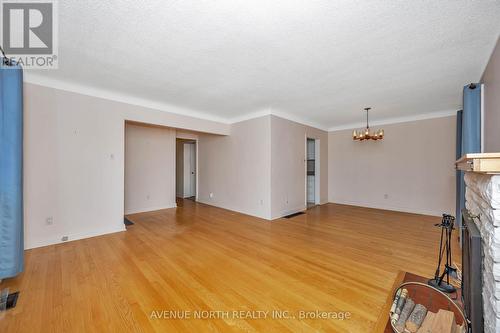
[183,141,197,198]
[305,137,321,207]
[315,139,320,205]
[175,137,199,202]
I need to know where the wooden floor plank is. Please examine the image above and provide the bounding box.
[0,201,460,332]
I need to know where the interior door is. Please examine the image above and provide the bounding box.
[189,143,196,197]
[183,143,192,197]
[183,143,196,198]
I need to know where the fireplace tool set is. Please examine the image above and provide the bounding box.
[428,214,458,293]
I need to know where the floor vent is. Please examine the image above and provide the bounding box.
[0,290,19,311]
[283,212,305,219]
[124,217,134,226]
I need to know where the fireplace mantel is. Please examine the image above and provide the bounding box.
[456,153,500,174]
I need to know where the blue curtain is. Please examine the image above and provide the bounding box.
[456,110,463,227]
[462,84,482,154]
[457,84,482,228]
[0,59,24,279]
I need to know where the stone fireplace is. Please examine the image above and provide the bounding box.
[464,172,500,333]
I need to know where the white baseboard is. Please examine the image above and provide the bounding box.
[329,198,447,217]
[196,199,271,220]
[25,226,127,250]
[125,203,177,215]
[271,205,307,220]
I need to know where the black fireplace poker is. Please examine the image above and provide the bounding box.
[428,214,458,293]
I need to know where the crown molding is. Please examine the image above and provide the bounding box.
[23,73,231,124]
[268,109,329,131]
[327,109,458,132]
[24,74,329,130]
[228,108,329,131]
[24,74,457,134]
[228,108,273,124]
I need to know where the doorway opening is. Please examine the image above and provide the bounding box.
[176,139,197,202]
[124,121,178,227]
[306,138,320,209]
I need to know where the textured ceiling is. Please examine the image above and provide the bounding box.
[27,0,500,129]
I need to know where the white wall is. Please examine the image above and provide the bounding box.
[198,116,272,219]
[23,83,229,249]
[125,123,176,214]
[328,116,456,216]
[481,37,500,153]
[270,116,328,219]
[197,115,328,220]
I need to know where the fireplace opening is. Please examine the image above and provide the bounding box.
[461,209,483,332]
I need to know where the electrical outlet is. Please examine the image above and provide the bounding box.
[45,217,53,225]
[209,193,214,198]
[61,236,68,241]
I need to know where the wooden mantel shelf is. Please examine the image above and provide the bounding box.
[456,153,500,174]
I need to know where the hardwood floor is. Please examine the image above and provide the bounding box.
[0,201,460,332]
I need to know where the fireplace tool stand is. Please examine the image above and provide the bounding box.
[428,214,458,293]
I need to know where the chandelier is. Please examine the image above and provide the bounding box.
[352,107,384,141]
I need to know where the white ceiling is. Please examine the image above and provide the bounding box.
[27,0,500,130]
